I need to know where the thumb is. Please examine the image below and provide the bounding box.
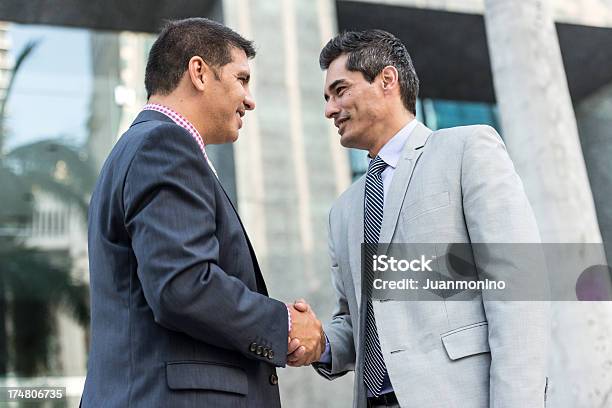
[293,299,309,312]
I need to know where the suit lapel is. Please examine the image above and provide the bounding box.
[348,176,366,308]
[348,123,433,308]
[378,122,433,247]
[218,185,269,296]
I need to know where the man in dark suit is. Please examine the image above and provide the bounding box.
[82,18,322,407]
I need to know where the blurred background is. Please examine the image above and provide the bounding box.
[0,0,611,406]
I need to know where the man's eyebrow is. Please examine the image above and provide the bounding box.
[328,79,347,93]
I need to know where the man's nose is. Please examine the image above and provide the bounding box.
[325,99,339,119]
[244,92,256,111]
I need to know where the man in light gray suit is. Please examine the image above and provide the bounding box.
[288,30,550,407]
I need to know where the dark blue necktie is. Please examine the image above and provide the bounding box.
[363,155,388,397]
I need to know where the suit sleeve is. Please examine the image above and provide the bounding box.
[313,208,355,380]
[123,124,288,367]
[460,126,551,407]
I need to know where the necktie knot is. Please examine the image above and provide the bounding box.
[367,156,387,177]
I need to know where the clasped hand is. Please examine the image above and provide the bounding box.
[286,299,325,367]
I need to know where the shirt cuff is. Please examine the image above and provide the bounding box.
[286,304,292,334]
[318,333,332,364]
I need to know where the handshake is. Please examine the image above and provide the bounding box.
[286,299,325,367]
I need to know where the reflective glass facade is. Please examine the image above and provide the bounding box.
[0,22,155,406]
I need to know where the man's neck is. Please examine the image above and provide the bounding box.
[368,111,415,158]
[147,94,206,138]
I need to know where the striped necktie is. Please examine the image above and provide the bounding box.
[363,155,388,397]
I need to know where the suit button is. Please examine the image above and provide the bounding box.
[263,348,269,357]
[268,350,274,360]
[269,374,278,385]
[249,342,257,352]
[256,346,263,355]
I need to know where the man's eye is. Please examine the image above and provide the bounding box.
[336,87,346,95]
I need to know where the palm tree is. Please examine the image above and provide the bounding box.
[0,40,39,377]
[1,242,89,375]
[0,40,92,377]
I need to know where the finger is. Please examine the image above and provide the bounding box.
[290,345,306,360]
[287,355,303,365]
[287,359,305,367]
[293,299,310,312]
[287,355,303,364]
[293,303,309,312]
[307,349,323,365]
[287,338,301,355]
[294,353,315,366]
[288,355,307,366]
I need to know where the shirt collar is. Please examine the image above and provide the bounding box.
[143,103,218,178]
[143,103,204,145]
[376,119,418,169]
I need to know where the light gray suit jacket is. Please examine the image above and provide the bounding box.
[314,123,550,408]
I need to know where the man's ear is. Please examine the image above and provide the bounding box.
[187,56,209,91]
[380,65,399,92]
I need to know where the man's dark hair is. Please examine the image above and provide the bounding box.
[319,29,419,115]
[145,18,256,99]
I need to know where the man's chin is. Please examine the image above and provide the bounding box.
[340,134,368,151]
[205,131,239,145]
[340,133,358,149]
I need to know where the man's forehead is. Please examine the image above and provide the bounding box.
[326,70,365,96]
[235,60,251,73]
[324,55,349,84]
[226,47,251,71]
[325,66,350,91]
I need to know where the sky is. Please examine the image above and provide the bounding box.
[4,23,92,151]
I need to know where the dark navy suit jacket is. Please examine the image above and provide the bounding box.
[82,110,288,407]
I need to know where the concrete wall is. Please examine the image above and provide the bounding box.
[344,0,612,27]
[223,0,353,406]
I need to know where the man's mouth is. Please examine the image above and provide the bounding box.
[236,111,244,128]
[335,117,349,134]
[335,117,348,127]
